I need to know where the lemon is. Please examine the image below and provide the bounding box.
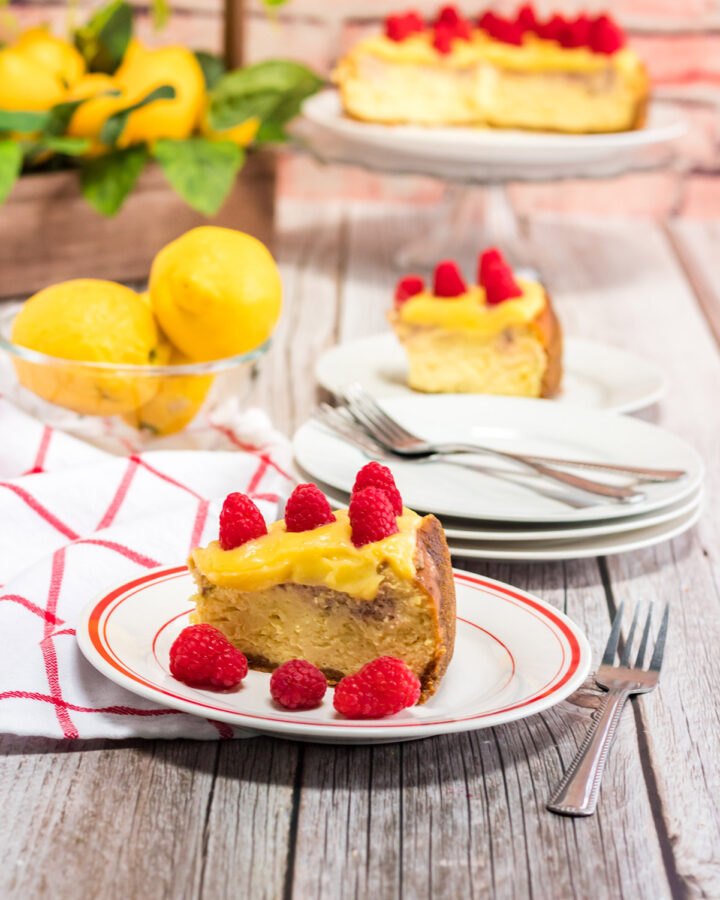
[114,42,205,146]
[66,73,125,154]
[200,110,260,147]
[0,46,66,112]
[124,345,214,435]
[15,27,85,88]
[149,227,282,361]
[11,279,160,416]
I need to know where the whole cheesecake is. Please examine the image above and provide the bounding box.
[389,248,562,397]
[188,471,456,703]
[334,4,648,134]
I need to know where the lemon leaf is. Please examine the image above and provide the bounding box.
[43,92,118,138]
[80,144,147,216]
[152,137,243,216]
[0,140,22,206]
[195,50,226,91]
[0,109,49,134]
[99,84,176,146]
[208,59,323,132]
[36,136,93,156]
[74,0,133,74]
[150,0,170,30]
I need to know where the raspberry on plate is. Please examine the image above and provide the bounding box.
[270,659,328,710]
[169,623,248,690]
[352,461,403,516]
[285,483,336,532]
[219,492,267,550]
[349,487,399,547]
[333,656,421,718]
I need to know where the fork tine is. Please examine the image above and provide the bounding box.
[602,601,625,666]
[634,606,653,668]
[619,606,640,667]
[648,603,670,672]
[344,397,398,445]
[346,385,416,443]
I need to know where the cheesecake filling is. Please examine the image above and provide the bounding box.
[190,508,422,601]
[397,278,546,335]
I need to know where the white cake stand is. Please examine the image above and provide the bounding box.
[292,90,686,269]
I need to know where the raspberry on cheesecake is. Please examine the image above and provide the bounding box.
[188,465,456,702]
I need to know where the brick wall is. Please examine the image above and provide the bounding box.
[6,0,720,217]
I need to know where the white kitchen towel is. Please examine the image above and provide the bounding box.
[0,397,294,739]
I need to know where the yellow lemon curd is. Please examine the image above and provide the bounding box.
[190,509,422,601]
[397,278,546,334]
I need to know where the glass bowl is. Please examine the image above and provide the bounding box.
[0,302,269,450]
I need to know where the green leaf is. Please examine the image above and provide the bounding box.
[74,0,133,74]
[208,59,323,132]
[0,140,22,206]
[80,144,147,216]
[99,84,176,146]
[152,137,242,216]
[38,136,92,156]
[195,50,226,91]
[42,92,120,137]
[0,109,49,134]
[150,0,170,30]
[254,120,288,144]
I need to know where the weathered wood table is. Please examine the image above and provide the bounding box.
[1,185,719,900]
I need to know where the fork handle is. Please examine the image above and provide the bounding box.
[547,687,629,816]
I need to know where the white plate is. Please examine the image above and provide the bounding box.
[77,566,591,744]
[446,500,702,561]
[303,91,686,167]
[315,333,666,415]
[293,395,704,524]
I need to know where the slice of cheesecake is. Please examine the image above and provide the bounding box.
[389,248,562,397]
[188,470,456,703]
[333,4,648,134]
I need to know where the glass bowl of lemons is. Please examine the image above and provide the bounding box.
[0,227,282,447]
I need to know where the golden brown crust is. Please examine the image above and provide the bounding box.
[413,514,456,702]
[531,290,563,398]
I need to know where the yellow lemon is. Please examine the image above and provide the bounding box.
[11,279,160,416]
[15,27,86,88]
[201,109,260,147]
[114,42,205,146]
[66,73,125,154]
[124,346,214,435]
[0,46,66,112]
[149,226,282,361]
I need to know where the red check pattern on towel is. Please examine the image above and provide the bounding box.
[0,399,293,740]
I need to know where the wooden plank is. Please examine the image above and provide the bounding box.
[665,219,720,348]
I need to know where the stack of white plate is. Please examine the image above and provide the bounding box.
[293,392,703,563]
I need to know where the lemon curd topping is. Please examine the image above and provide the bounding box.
[397,278,546,334]
[190,509,423,601]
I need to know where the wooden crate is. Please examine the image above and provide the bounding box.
[0,151,276,297]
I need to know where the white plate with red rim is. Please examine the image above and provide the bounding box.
[77,566,591,744]
[315,333,667,416]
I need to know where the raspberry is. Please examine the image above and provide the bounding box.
[477,246,505,284]
[394,274,424,308]
[490,17,524,45]
[432,23,455,54]
[285,483,335,532]
[435,5,471,40]
[349,487,399,547]
[270,659,328,710]
[515,4,538,33]
[478,11,500,34]
[333,657,421,718]
[559,14,591,48]
[352,461,403,515]
[590,14,625,55]
[385,10,425,42]
[219,492,267,550]
[482,262,523,305]
[169,624,248,689]
[433,260,467,297]
[537,13,566,42]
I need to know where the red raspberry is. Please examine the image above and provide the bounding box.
[590,14,625,55]
[432,23,454,53]
[490,16,524,45]
[169,624,248,689]
[435,5,471,40]
[537,13,566,42]
[515,4,538,33]
[352,461,403,515]
[478,11,500,33]
[219,492,267,550]
[482,262,523,305]
[394,274,424,308]
[270,659,328,710]
[333,657,421,718]
[477,246,506,284]
[433,260,467,297]
[349,487,399,547]
[385,10,425,42]
[285,483,335,532]
[559,14,591,48]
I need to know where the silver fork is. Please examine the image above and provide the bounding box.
[343,385,646,503]
[547,601,669,817]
